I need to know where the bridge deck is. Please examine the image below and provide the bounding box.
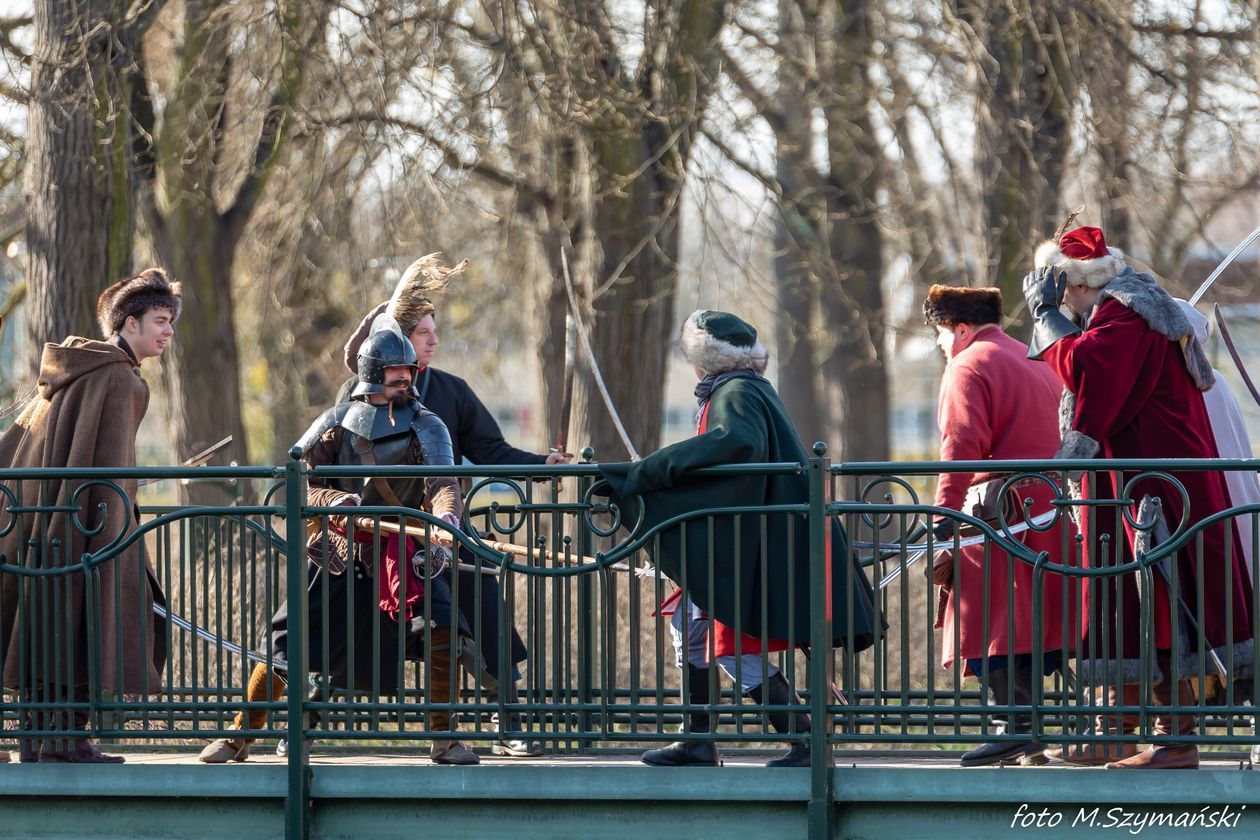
[2,749,1257,839]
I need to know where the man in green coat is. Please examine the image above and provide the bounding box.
[599,310,879,767]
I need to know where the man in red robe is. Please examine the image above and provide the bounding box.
[923,285,1072,767]
[1024,225,1254,770]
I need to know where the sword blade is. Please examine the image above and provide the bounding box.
[560,247,641,461]
[1214,304,1260,410]
[553,311,577,456]
[183,436,234,468]
[1188,223,1260,306]
[878,549,927,590]
[136,436,234,487]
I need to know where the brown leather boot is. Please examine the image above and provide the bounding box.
[199,664,287,763]
[1048,684,1140,766]
[1107,678,1199,770]
[427,630,478,766]
[40,709,124,764]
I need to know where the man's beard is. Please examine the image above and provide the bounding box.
[387,392,413,409]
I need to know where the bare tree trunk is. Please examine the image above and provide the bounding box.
[154,220,249,501]
[965,1,1077,337]
[137,0,320,494]
[774,0,825,446]
[820,0,888,461]
[1091,4,1135,249]
[565,0,726,461]
[576,131,683,458]
[23,0,139,375]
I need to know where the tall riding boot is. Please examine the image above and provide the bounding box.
[40,708,124,764]
[199,664,287,763]
[1107,677,1199,769]
[642,665,719,766]
[747,672,812,768]
[428,630,479,765]
[959,671,1044,767]
[1048,683,1139,766]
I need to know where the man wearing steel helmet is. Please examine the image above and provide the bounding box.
[198,317,479,766]
[338,253,564,757]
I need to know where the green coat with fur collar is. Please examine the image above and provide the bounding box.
[599,376,878,652]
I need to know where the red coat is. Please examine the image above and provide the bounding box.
[934,326,1073,672]
[1044,298,1252,662]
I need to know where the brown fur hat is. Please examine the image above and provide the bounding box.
[387,252,468,335]
[96,268,182,337]
[922,285,1002,327]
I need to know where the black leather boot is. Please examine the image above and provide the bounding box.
[960,671,1046,767]
[749,672,812,768]
[642,666,719,767]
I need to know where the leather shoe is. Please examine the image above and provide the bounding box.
[641,740,719,767]
[199,738,251,764]
[960,740,1046,767]
[766,743,810,768]
[1105,745,1198,770]
[431,739,480,765]
[39,740,125,764]
[1046,741,1139,766]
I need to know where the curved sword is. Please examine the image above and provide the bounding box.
[1214,304,1260,410]
[560,247,641,461]
[1188,222,1260,306]
[870,510,1058,589]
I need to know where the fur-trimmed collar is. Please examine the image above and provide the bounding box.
[1096,269,1214,391]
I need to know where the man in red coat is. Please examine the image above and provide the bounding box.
[1024,225,1254,770]
[924,285,1072,767]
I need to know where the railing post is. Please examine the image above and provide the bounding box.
[283,450,311,840]
[807,444,835,840]
[576,447,596,747]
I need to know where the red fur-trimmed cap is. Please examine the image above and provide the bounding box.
[96,268,182,337]
[1034,226,1127,289]
[922,285,1003,327]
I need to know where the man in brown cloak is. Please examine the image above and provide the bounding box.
[0,269,177,763]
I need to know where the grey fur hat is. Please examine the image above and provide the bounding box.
[680,309,768,375]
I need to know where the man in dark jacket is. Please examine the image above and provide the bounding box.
[598,310,880,768]
[338,254,568,756]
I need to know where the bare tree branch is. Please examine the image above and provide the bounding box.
[318,111,555,207]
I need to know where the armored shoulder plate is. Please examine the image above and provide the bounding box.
[343,399,429,442]
[295,403,351,455]
[412,405,454,466]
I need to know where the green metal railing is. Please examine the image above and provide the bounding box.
[2,453,1259,839]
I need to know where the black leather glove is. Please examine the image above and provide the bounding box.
[1022,266,1081,360]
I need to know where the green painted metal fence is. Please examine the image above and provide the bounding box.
[2,452,1259,839]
